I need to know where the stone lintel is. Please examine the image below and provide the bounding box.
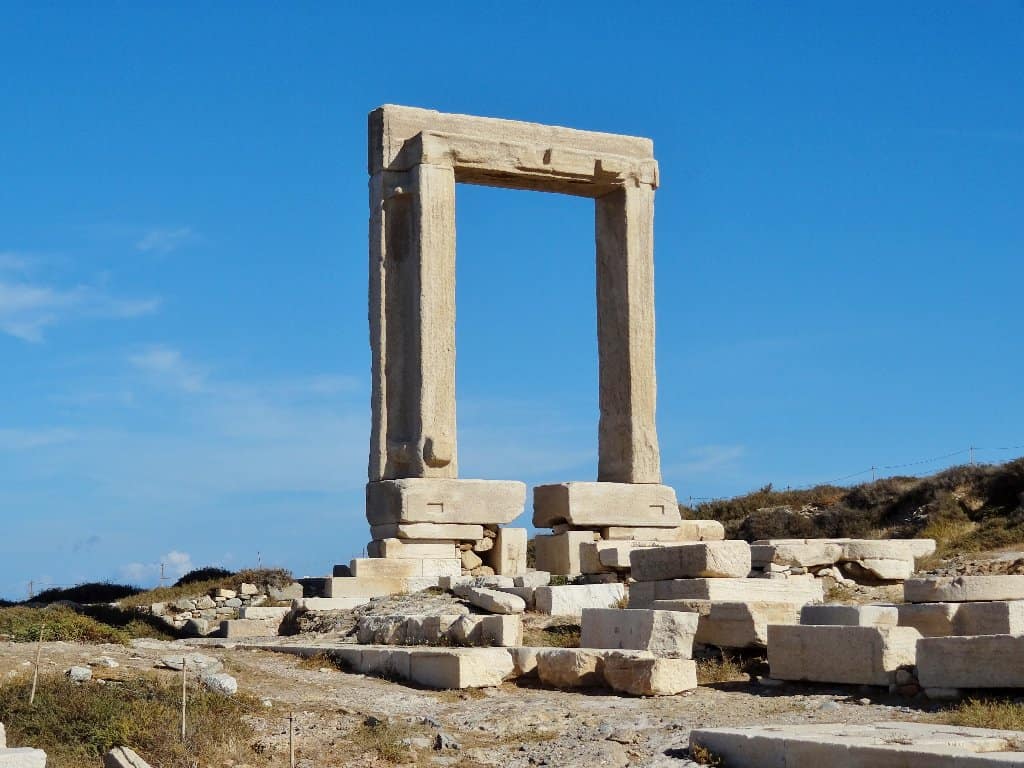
[533,482,680,528]
[366,478,526,526]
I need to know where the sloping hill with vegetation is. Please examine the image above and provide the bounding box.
[687,458,1024,557]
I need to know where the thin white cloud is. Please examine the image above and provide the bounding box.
[129,345,207,393]
[135,228,193,255]
[120,550,194,585]
[0,278,160,343]
[666,444,746,476]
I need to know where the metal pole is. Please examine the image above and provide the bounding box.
[181,657,187,742]
[29,624,44,705]
[289,712,295,768]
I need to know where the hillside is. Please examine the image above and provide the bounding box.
[687,458,1024,557]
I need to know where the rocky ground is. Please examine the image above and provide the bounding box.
[0,636,944,768]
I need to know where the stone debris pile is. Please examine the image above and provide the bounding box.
[750,537,936,584]
[142,580,302,637]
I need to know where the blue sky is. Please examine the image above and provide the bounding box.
[1,2,1022,599]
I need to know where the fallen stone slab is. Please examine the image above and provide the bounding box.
[0,748,48,767]
[918,634,1024,689]
[767,625,920,686]
[158,653,223,673]
[629,576,822,608]
[408,647,514,689]
[653,600,801,648]
[602,520,725,541]
[532,482,681,528]
[905,575,1024,603]
[535,583,625,617]
[800,604,899,627]
[455,586,526,614]
[366,478,526,525]
[580,608,698,658]
[750,541,844,568]
[630,541,752,581]
[600,651,697,696]
[103,746,153,768]
[898,600,1024,637]
[690,722,1024,768]
[843,557,913,581]
[219,619,280,639]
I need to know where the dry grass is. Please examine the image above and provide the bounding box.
[0,606,127,644]
[696,653,746,684]
[936,698,1024,731]
[296,651,349,672]
[688,742,723,766]
[0,672,266,768]
[522,622,580,648]
[118,568,293,610]
[348,719,415,763]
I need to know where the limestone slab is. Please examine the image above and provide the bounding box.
[533,482,680,528]
[581,608,698,658]
[324,576,437,598]
[408,647,515,689]
[602,520,725,541]
[629,577,823,608]
[366,539,459,559]
[918,634,1024,689]
[219,619,279,639]
[536,648,605,688]
[750,542,843,568]
[654,599,802,648]
[690,722,1024,768]
[239,606,291,621]
[800,604,899,627]
[535,583,626,617]
[767,625,920,686]
[0,749,48,768]
[293,597,371,611]
[492,527,528,576]
[905,575,1024,603]
[350,557,461,578]
[596,540,662,569]
[370,523,484,541]
[455,586,526,615]
[601,652,697,696]
[104,746,152,768]
[898,601,1024,637]
[366,478,525,525]
[534,530,596,576]
[630,541,752,581]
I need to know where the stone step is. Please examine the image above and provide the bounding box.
[629,576,823,609]
[630,540,752,581]
[349,557,461,578]
[356,613,521,647]
[767,625,920,686]
[917,634,1024,690]
[690,722,1023,767]
[534,583,625,617]
[219,619,281,639]
[653,599,801,648]
[580,608,698,658]
[324,575,438,598]
[904,575,1024,603]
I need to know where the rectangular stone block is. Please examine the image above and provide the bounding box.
[767,625,920,686]
[408,647,515,689]
[896,602,959,636]
[904,575,1024,603]
[359,648,412,680]
[534,530,596,576]
[800,604,899,627]
[536,648,606,688]
[900,601,1024,637]
[370,522,484,541]
[581,608,698,658]
[630,541,752,581]
[219,619,279,638]
[366,538,459,559]
[602,520,725,541]
[239,606,291,621]
[366,478,525,525]
[750,542,843,568]
[325,576,437,598]
[533,482,680,528]
[629,576,823,609]
[0,748,48,768]
[653,599,802,648]
[596,540,662,569]
[492,527,528,576]
[535,583,625,617]
[690,722,1024,768]
[918,634,1024,689]
[349,557,461,578]
[601,652,697,696]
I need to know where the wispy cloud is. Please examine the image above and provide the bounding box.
[135,228,193,255]
[0,268,160,343]
[129,345,207,393]
[665,444,746,476]
[120,550,194,585]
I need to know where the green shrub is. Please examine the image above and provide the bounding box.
[0,673,263,768]
[174,567,232,586]
[30,582,141,605]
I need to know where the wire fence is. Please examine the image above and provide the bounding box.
[684,442,1024,506]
